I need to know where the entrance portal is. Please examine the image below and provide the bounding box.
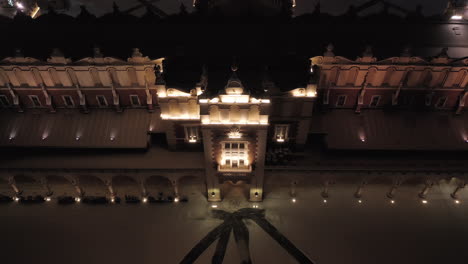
[221,180,250,210]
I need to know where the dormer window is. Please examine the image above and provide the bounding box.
[97,95,108,107]
[369,95,381,107]
[130,95,141,107]
[336,95,347,107]
[184,125,199,143]
[274,124,289,143]
[0,95,10,108]
[435,96,448,108]
[62,95,75,107]
[29,95,41,107]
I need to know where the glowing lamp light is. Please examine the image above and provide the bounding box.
[252,204,259,208]
[451,15,463,20]
[174,197,179,203]
[75,197,81,203]
[277,138,285,143]
[323,199,327,203]
[14,196,20,202]
[255,192,259,197]
[455,200,461,204]
[8,136,14,141]
[261,99,271,104]
[360,138,366,142]
[189,139,197,143]
[16,2,24,9]
[75,136,80,141]
[199,99,209,104]
[211,204,218,208]
[110,136,115,141]
[110,197,115,203]
[142,197,148,203]
[421,199,428,204]
[358,199,362,204]
[45,197,51,202]
[390,200,395,204]
[291,198,297,203]
[211,192,216,197]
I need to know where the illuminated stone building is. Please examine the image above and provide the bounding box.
[1,0,468,204]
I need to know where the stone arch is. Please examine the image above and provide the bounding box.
[45,175,76,196]
[178,175,204,199]
[112,175,140,197]
[77,175,107,196]
[366,67,378,86]
[328,66,340,86]
[382,67,396,86]
[12,174,44,195]
[453,70,467,88]
[346,67,359,86]
[145,175,173,197]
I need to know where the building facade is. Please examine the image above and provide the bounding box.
[1,44,468,202]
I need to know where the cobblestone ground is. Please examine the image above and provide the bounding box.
[1,177,468,264]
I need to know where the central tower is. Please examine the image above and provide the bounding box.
[199,65,270,202]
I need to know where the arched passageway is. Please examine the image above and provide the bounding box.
[13,175,42,195]
[46,175,76,196]
[78,175,107,196]
[146,176,173,197]
[178,176,205,200]
[112,176,140,197]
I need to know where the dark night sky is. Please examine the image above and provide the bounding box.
[72,0,449,16]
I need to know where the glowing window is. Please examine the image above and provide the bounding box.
[184,126,199,143]
[274,124,289,142]
[221,141,248,169]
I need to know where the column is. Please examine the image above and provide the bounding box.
[250,127,267,202]
[39,176,53,197]
[202,128,221,202]
[451,182,466,199]
[104,178,116,199]
[418,181,433,199]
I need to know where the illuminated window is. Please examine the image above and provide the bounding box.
[435,96,447,108]
[62,95,74,107]
[221,141,249,170]
[336,95,347,107]
[130,95,141,107]
[0,95,10,108]
[274,124,289,142]
[369,95,381,107]
[29,95,41,107]
[96,95,108,107]
[184,126,199,143]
